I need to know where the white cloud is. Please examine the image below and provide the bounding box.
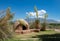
[26,10,47,18]
[38,10,46,15]
[29,12,36,16]
[38,16,44,18]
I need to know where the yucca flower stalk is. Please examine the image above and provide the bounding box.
[34,6,38,19]
[34,6,40,29]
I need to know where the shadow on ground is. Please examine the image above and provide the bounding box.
[32,33,60,41]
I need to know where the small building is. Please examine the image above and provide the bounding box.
[14,19,30,34]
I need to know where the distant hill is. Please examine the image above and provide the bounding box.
[25,18,60,23]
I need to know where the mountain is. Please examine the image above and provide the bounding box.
[25,18,60,23]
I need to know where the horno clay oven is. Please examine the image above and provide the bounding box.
[14,19,30,34]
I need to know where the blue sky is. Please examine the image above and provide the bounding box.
[0,0,60,21]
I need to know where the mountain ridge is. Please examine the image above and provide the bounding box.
[25,18,60,23]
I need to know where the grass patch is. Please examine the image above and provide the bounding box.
[0,39,39,41]
[14,30,58,38]
[5,30,60,41]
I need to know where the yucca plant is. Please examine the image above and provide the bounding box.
[41,14,48,31]
[0,7,14,40]
[34,6,40,29]
[26,15,30,23]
